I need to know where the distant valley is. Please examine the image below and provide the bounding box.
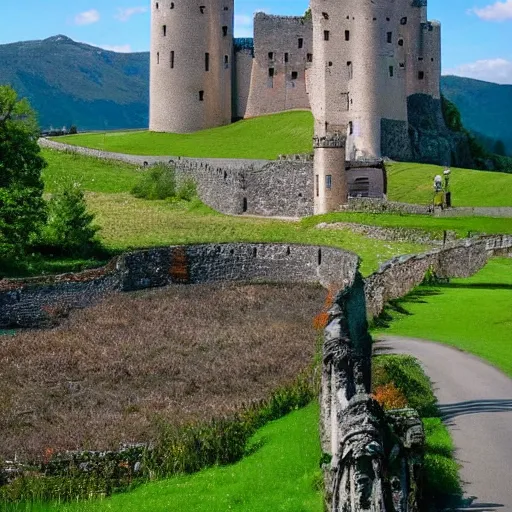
[0,35,510,155]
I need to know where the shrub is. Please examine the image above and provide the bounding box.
[175,177,197,201]
[131,164,176,200]
[40,180,100,256]
[373,382,408,410]
[372,355,437,417]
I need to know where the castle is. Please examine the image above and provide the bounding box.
[150,0,443,213]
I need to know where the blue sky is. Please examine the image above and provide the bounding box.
[1,0,511,83]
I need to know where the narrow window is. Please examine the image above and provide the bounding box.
[268,51,274,60]
[389,65,394,77]
[326,175,332,189]
[170,2,174,7]
[205,52,210,71]
[345,30,350,41]
[348,121,353,135]
[315,174,319,197]
[400,16,407,25]
[318,249,322,266]
[398,38,404,47]
[387,31,392,44]
[222,26,228,37]
[243,198,248,213]
[324,30,330,41]
[298,37,304,49]
[322,12,329,20]
[284,52,289,63]
[418,71,425,80]
[157,52,160,64]
[199,90,204,101]
[307,53,313,63]
[291,71,298,80]
[156,2,159,9]
[268,67,275,77]
[162,25,167,36]
[224,55,229,66]
[170,50,175,68]
[347,61,353,79]
[200,5,206,14]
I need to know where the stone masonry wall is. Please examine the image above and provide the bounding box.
[2,235,510,329]
[0,243,360,329]
[364,234,512,319]
[244,14,312,118]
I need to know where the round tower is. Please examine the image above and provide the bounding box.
[150,0,234,133]
[309,0,409,161]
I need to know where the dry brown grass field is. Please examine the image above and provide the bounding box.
[0,282,326,462]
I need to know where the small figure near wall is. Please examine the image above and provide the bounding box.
[433,174,444,209]
[444,169,452,208]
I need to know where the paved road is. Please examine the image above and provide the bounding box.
[375,336,512,511]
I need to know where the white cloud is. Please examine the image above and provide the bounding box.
[469,0,512,21]
[234,14,253,37]
[114,7,148,22]
[98,44,133,53]
[74,9,100,26]
[444,58,512,84]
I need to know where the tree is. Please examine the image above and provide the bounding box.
[494,140,507,157]
[0,86,47,259]
[42,180,100,256]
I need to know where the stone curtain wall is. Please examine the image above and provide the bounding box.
[2,236,510,329]
[0,243,360,329]
[364,235,512,319]
[171,158,315,217]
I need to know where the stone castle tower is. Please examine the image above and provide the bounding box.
[149,0,234,133]
[149,0,443,214]
[308,0,441,213]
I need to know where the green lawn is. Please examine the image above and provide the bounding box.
[53,111,315,160]
[7,403,323,512]
[375,258,512,376]
[386,161,512,207]
[41,149,141,194]
[33,148,427,277]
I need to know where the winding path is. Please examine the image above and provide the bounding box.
[375,336,512,511]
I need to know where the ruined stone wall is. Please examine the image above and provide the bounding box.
[244,14,312,118]
[364,235,512,319]
[150,0,233,133]
[0,244,360,329]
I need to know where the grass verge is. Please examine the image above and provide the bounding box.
[373,355,462,507]
[0,403,323,512]
[374,258,512,377]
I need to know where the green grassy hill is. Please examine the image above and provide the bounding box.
[54,111,315,159]
[386,161,512,207]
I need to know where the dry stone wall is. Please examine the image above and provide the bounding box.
[0,243,359,329]
[364,235,512,319]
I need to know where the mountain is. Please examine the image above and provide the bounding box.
[441,75,512,156]
[0,36,149,131]
[0,36,511,151]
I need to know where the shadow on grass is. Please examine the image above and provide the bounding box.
[371,288,442,330]
[437,283,512,291]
